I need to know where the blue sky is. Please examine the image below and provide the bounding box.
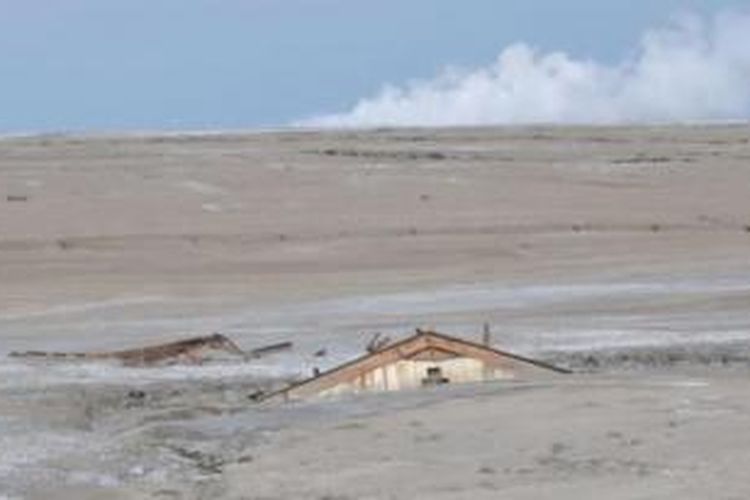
[0,0,746,132]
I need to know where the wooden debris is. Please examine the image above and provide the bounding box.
[366,332,391,353]
[9,333,292,367]
[248,341,293,359]
[482,322,492,346]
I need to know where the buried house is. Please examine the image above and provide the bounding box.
[269,329,570,401]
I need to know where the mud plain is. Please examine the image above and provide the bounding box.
[1,125,750,499]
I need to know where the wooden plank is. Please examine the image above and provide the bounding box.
[249,341,293,358]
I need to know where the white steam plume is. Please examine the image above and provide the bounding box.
[301,11,750,127]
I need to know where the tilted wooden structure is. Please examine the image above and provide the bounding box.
[269,329,570,400]
[9,333,292,367]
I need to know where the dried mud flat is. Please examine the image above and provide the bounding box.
[1,125,750,499]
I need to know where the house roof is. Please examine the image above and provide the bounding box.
[265,329,570,400]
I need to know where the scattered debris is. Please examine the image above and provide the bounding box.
[164,444,225,475]
[128,389,147,400]
[612,155,673,164]
[247,390,265,402]
[556,346,750,371]
[9,333,292,367]
[247,341,293,359]
[366,332,391,353]
[125,389,148,408]
[482,323,492,346]
[311,148,448,161]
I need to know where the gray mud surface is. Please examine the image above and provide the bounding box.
[2,125,750,498]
